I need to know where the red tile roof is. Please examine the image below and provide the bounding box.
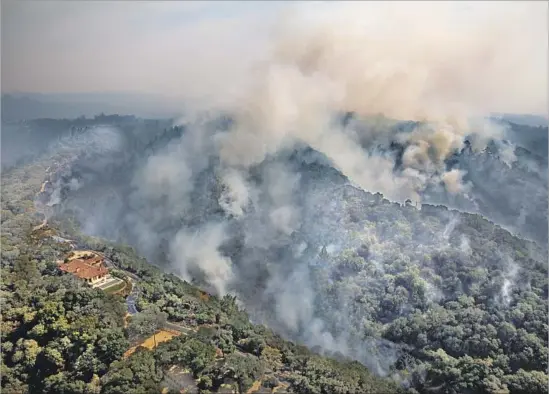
[59,259,108,280]
[83,255,103,266]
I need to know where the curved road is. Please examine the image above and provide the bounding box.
[126,279,139,315]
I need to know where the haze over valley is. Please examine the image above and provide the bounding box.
[1,1,548,393]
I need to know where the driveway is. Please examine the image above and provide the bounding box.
[127,299,138,315]
[98,253,140,315]
[126,278,139,315]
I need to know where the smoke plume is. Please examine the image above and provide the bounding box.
[37,1,547,379]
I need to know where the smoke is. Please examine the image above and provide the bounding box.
[459,235,472,256]
[170,223,234,296]
[57,126,124,155]
[442,215,460,241]
[208,1,546,204]
[218,169,251,218]
[33,126,124,220]
[497,142,518,168]
[35,0,547,381]
[441,169,468,195]
[499,257,519,306]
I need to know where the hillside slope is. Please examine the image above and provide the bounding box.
[2,116,547,394]
[1,158,403,394]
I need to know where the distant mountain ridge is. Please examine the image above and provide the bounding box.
[1,92,182,121]
[491,113,548,127]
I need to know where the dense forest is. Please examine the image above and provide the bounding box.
[1,115,548,394]
[3,1,548,392]
[1,157,402,393]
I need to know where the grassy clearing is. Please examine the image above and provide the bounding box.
[111,278,132,297]
[123,329,181,359]
[103,280,126,294]
[66,250,101,260]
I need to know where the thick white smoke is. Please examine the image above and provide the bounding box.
[38,0,547,379]
[208,1,547,205]
[170,223,234,296]
[152,1,546,364]
[218,169,250,218]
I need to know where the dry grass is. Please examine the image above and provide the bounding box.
[246,380,262,394]
[67,250,100,260]
[39,181,48,193]
[123,329,181,359]
[272,382,289,393]
[32,219,48,232]
[199,291,210,302]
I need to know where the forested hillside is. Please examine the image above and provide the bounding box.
[3,1,548,393]
[1,157,403,394]
[2,115,548,393]
[1,115,173,169]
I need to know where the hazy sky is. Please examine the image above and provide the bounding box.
[2,1,286,97]
[2,1,547,114]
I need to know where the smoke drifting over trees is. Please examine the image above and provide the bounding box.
[4,1,547,392]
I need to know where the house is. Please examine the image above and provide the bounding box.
[83,255,104,267]
[59,258,110,286]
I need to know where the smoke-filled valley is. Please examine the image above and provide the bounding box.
[12,104,544,390]
[2,2,548,393]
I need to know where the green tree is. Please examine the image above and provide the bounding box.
[504,369,549,394]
